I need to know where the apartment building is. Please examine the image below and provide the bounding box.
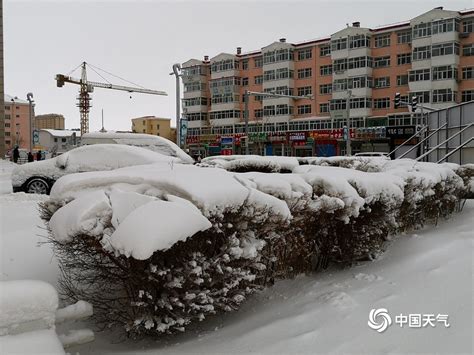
[35,114,65,130]
[131,116,176,143]
[181,7,474,157]
[4,94,33,152]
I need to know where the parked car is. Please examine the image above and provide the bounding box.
[354,152,391,160]
[11,144,187,194]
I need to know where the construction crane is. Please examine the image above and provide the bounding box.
[56,62,167,135]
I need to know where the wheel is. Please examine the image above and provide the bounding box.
[26,178,49,195]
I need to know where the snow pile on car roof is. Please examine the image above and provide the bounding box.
[82,132,194,164]
[201,155,299,172]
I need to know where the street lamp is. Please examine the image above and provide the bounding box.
[27,92,34,151]
[170,64,182,147]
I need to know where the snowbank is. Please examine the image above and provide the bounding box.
[201,155,299,173]
[0,280,58,336]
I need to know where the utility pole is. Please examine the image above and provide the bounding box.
[345,89,352,156]
[171,64,182,147]
[27,93,34,151]
[244,90,249,155]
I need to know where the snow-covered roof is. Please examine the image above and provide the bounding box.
[40,129,77,137]
[5,94,29,105]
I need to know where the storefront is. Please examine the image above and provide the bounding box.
[289,132,312,157]
[309,130,339,157]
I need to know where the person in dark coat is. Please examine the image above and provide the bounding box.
[27,152,34,162]
[36,150,42,161]
[13,146,19,164]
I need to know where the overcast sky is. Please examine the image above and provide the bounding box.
[4,0,473,132]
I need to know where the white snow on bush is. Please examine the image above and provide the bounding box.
[49,190,111,243]
[201,155,299,172]
[107,199,212,260]
[0,329,65,355]
[55,300,93,324]
[46,158,468,260]
[0,280,58,336]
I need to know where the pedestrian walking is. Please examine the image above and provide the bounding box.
[36,150,43,161]
[13,146,19,164]
[27,152,34,162]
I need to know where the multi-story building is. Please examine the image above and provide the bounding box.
[4,94,33,152]
[35,114,65,130]
[181,7,474,157]
[131,116,176,143]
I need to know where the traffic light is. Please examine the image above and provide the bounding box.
[411,96,418,112]
[394,92,401,109]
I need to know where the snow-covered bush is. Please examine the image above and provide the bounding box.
[40,159,470,338]
[201,155,298,173]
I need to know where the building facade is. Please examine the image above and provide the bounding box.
[38,129,79,156]
[35,114,65,130]
[131,116,176,143]
[4,94,33,152]
[181,7,474,157]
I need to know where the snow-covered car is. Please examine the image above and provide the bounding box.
[11,144,185,194]
[80,131,194,164]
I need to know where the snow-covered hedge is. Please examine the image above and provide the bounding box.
[40,159,470,338]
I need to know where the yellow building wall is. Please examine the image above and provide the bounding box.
[131,117,175,143]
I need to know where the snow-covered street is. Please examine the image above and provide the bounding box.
[1,158,472,354]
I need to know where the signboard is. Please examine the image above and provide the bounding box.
[249,133,267,142]
[288,132,307,142]
[386,126,416,139]
[180,118,188,146]
[221,136,233,145]
[32,130,39,144]
[186,136,200,144]
[354,127,386,140]
[268,132,287,143]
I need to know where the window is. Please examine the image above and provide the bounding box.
[320,65,332,76]
[54,137,58,142]
[255,109,263,119]
[409,68,430,82]
[211,93,239,104]
[461,90,474,102]
[374,77,390,88]
[242,77,249,86]
[333,58,347,72]
[298,68,312,79]
[255,75,263,84]
[397,74,408,86]
[297,105,312,115]
[397,30,411,44]
[263,70,275,81]
[432,89,456,103]
[5,106,10,111]
[209,77,241,89]
[411,91,430,103]
[185,113,208,121]
[331,38,347,51]
[332,79,348,92]
[61,138,67,143]
[210,110,241,120]
[413,22,431,39]
[329,99,347,111]
[276,104,293,115]
[211,59,238,73]
[242,59,248,70]
[462,67,474,79]
[319,103,329,113]
[275,68,294,79]
[397,53,411,65]
[373,56,391,68]
[432,18,458,34]
[5,114,10,120]
[298,48,312,60]
[5,132,10,137]
[320,45,331,57]
[432,42,460,57]
[254,57,263,68]
[374,34,391,48]
[298,86,312,96]
[182,66,204,76]
[182,97,207,106]
[4,122,10,128]
[373,97,390,109]
[264,105,275,116]
[157,124,160,129]
[412,46,431,61]
[349,34,370,49]
[462,44,474,56]
[463,18,474,33]
[184,82,206,92]
[350,98,371,109]
[348,56,372,69]
[319,84,332,95]
[432,66,457,80]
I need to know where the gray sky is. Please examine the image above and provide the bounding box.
[4,0,473,132]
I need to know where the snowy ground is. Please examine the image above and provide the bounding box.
[0,159,472,354]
